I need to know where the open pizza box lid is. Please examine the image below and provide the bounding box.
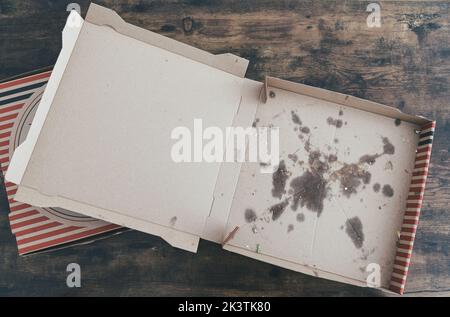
[5,3,435,294]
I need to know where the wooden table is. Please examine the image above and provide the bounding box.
[0,0,448,296]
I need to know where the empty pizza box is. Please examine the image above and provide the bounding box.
[3,3,435,294]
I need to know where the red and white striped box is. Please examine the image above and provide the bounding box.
[388,121,435,294]
[0,68,123,255]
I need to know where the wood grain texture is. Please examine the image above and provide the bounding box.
[0,0,449,296]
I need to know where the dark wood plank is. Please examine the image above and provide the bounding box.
[0,0,449,296]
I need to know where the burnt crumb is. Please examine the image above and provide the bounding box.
[335,164,371,197]
[296,213,305,222]
[327,117,343,128]
[339,110,344,116]
[382,137,395,155]
[373,183,380,193]
[244,209,257,223]
[382,184,394,197]
[270,199,289,221]
[252,118,260,127]
[291,111,302,125]
[170,216,177,226]
[328,154,338,163]
[272,160,290,199]
[300,126,310,134]
[290,171,328,215]
[395,118,402,126]
[269,91,276,98]
[345,217,364,249]
[288,153,298,163]
[287,224,294,232]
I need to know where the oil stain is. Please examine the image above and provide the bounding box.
[373,183,380,193]
[382,137,395,155]
[345,217,364,249]
[300,126,310,134]
[382,184,394,197]
[244,208,257,223]
[291,110,302,125]
[272,160,290,199]
[327,117,343,128]
[290,170,328,215]
[270,199,289,221]
[327,154,338,163]
[288,153,298,163]
[287,224,294,233]
[359,154,378,165]
[296,213,305,222]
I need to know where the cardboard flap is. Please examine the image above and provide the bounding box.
[262,76,429,125]
[6,10,83,186]
[86,3,249,77]
[7,4,249,253]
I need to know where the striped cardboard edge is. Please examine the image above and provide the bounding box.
[388,121,435,294]
[0,69,122,255]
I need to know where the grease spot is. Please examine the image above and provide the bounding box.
[382,137,395,155]
[327,117,343,128]
[300,126,310,134]
[288,153,298,163]
[272,160,290,199]
[291,111,302,125]
[287,224,294,232]
[270,199,289,221]
[345,217,364,249]
[290,171,327,215]
[382,184,394,197]
[328,154,338,163]
[170,216,177,226]
[244,209,257,223]
[359,154,378,165]
[373,183,380,193]
[296,213,305,222]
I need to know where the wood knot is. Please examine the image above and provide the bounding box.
[182,17,194,33]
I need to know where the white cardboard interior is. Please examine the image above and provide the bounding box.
[6,5,250,251]
[224,82,420,289]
